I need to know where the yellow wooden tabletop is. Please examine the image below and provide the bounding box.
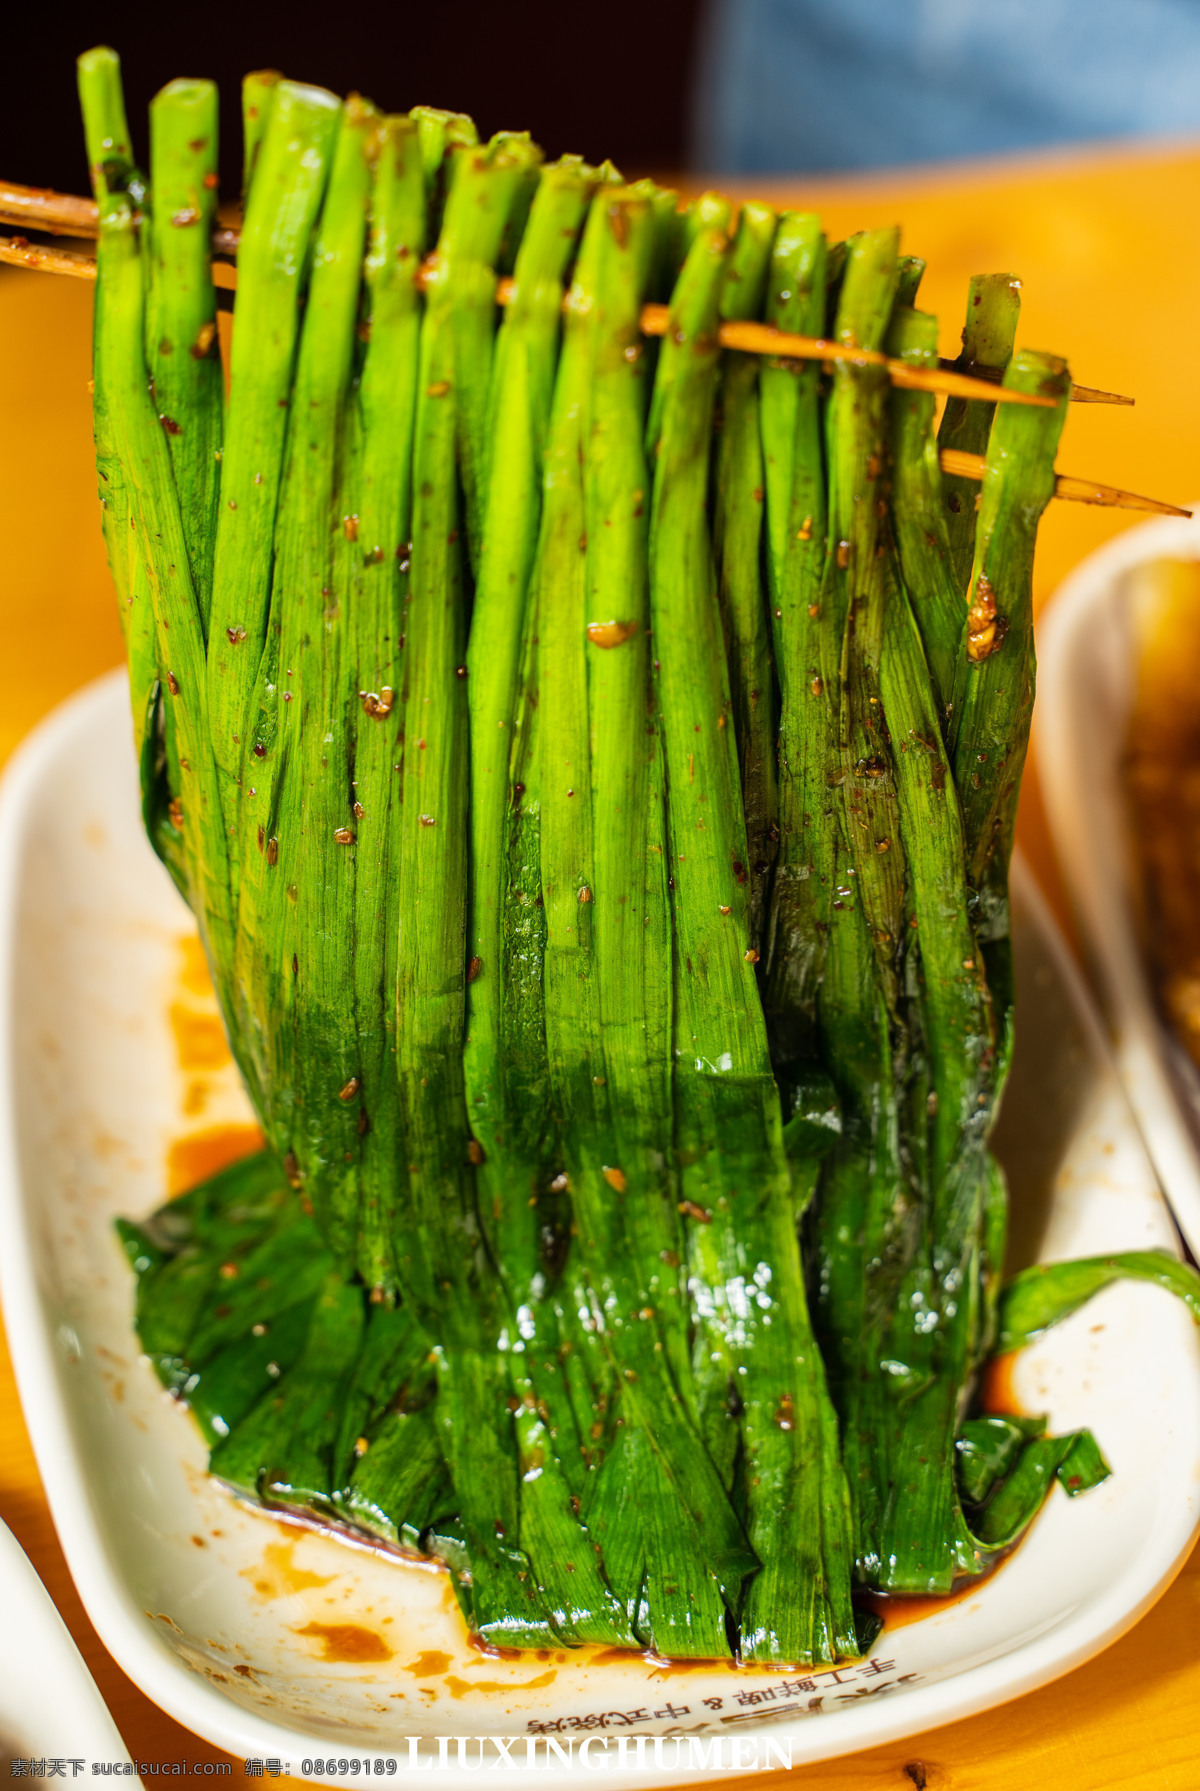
[3,140,1200,1789]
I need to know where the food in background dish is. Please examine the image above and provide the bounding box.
[1124,558,1200,1064]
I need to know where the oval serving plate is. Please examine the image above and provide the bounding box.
[1036,509,1200,1260]
[0,1515,135,1771]
[0,669,1198,1787]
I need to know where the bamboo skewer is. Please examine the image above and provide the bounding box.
[637,304,1051,406]
[0,230,238,286]
[2,210,1049,408]
[0,180,241,255]
[936,356,1134,407]
[938,448,1190,519]
[0,181,98,235]
[1,188,1187,519]
[1,233,100,279]
[0,179,1126,406]
[1042,381,1132,406]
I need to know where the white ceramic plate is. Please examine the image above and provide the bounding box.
[0,1515,134,1769]
[1,670,1198,1786]
[1037,509,1200,1261]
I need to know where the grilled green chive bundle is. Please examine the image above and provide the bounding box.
[85,44,1196,1660]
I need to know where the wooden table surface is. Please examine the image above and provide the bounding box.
[3,139,1200,1789]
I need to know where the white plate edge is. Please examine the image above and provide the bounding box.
[1036,509,1200,1258]
[0,672,1194,1783]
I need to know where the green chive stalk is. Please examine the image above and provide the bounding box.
[80,51,158,775]
[937,273,1021,592]
[206,81,342,856]
[895,255,925,306]
[215,91,353,1120]
[646,183,684,301]
[448,132,544,576]
[953,349,1070,1374]
[145,79,222,632]
[950,350,1070,891]
[410,105,478,240]
[872,546,996,1592]
[760,212,836,1115]
[649,213,856,1664]
[808,231,909,1582]
[864,353,1067,1592]
[393,137,569,1646]
[463,156,639,1649]
[241,70,281,199]
[461,153,612,1464]
[531,186,750,1655]
[79,49,234,987]
[713,199,778,955]
[464,158,598,1240]
[581,188,735,1653]
[347,114,426,1294]
[244,98,377,1264]
[885,306,961,717]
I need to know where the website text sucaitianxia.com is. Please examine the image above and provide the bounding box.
[7,1736,810,1775]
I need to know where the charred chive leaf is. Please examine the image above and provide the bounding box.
[955,1421,1111,1564]
[341,1406,451,1549]
[123,1146,450,1547]
[186,1298,320,1448]
[1055,1429,1112,1497]
[966,1433,1077,1552]
[209,1271,365,1512]
[997,1251,1200,1352]
[956,1414,1043,1507]
[118,1151,300,1382]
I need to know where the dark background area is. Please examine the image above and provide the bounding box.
[2,0,704,200]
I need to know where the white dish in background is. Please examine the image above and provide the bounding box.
[0,670,1198,1786]
[1037,509,1200,1261]
[0,1515,134,1769]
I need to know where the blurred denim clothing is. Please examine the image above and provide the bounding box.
[692,0,1200,171]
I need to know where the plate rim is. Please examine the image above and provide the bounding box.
[0,1513,135,1763]
[0,670,1196,1785]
